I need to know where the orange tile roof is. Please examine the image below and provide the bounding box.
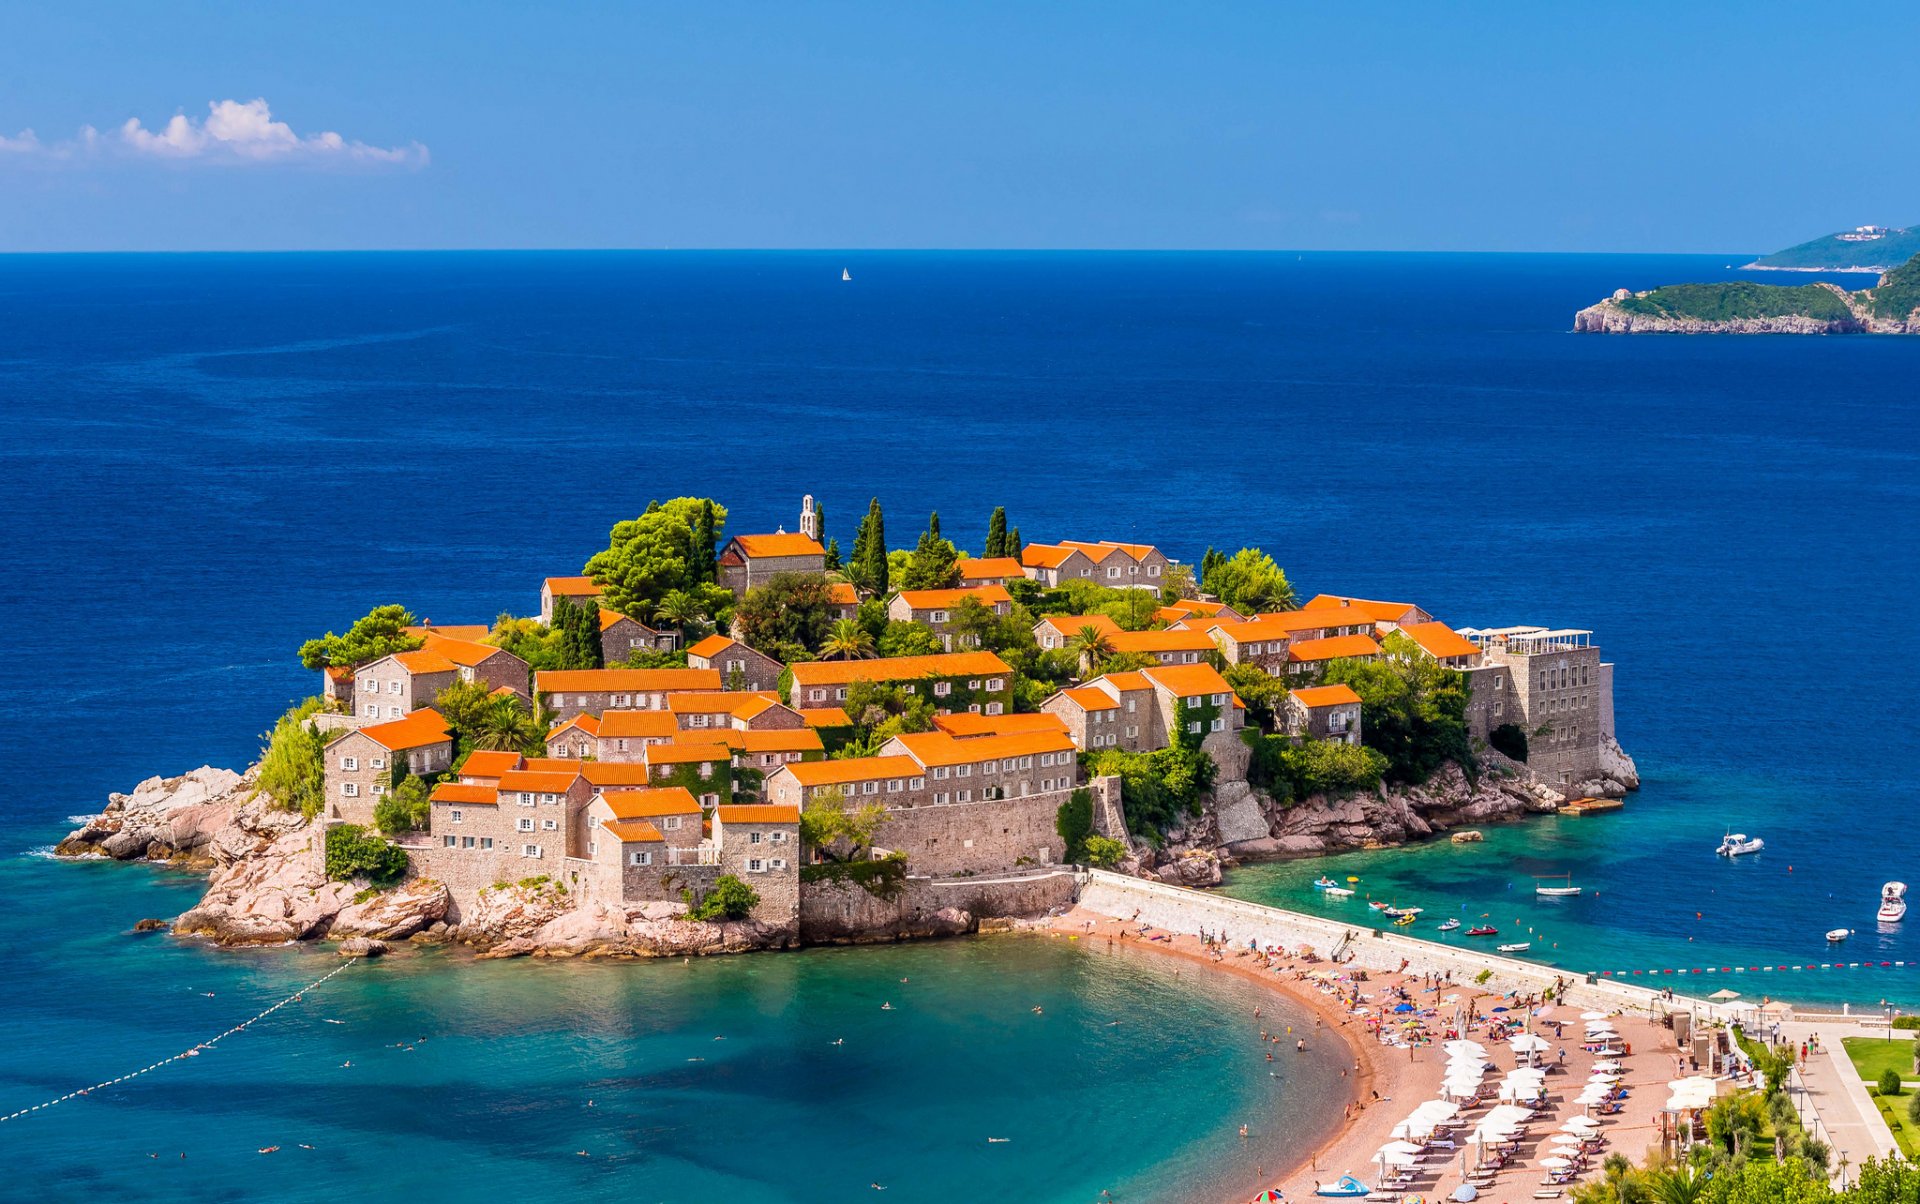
[597,710,680,739]
[391,648,458,674]
[787,651,1010,687]
[1058,686,1121,711]
[1304,595,1422,623]
[1290,684,1363,709]
[546,713,601,740]
[349,708,452,751]
[1141,663,1236,699]
[932,712,1069,738]
[429,782,499,805]
[828,582,860,605]
[1248,606,1379,634]
[644,742,730,765]
[1401,621,1480,660]
[601,819,664,844]
[717,804,801,824]
[957,557,1025,581]
[666,690,782,716]
[1034,613,1122,638]
[1164,598,1230,617]
[731,533,826,559]
[895,584,1011,610]
[696,728,824,754]
[1107,629,1215,654]
[1087,540,1160,560]
[536,667,723,693]
[521,757,585,773]
[1057,540,1129,563]
[457,750,523,779]
[686,634,734,659]
[596,786,702,818]
[497,769,583,793]
[420,634,512,668]
[544,576,599,596]
[599,608,653,633]
[1020,544,1078,569]
[580,762,656,787]
[1287,634,1382,663]
[798,707,853,727]
[404,623,491,642]
[1097,671,1153,693]
[783,756,922,787]
[324,665,353,682]
[1200,620,1288,643]
[886,729,1076,767]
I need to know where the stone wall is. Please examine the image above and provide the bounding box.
[876,791,1068,875]
[799,869,1077,943]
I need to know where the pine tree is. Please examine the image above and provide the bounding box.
[825,537,842,571]
[848,511,872,590]
[985,507,1007,559]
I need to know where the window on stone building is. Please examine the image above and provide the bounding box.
[443,835,456,847]
[518,818,534,832]
[342,783,358,797]
[523,844,543,858]
[480,838,493,850]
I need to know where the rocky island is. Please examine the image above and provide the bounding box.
[1575,253,1920,334]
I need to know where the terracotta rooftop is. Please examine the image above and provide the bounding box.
[1401,621,1480,660]
[544,576,599,596]
[787,651,1010,687]
[716,804,801,824]
[731,533,826,559]
[457,749,524,779]
[957,557,1025,581]
[895,584,1012,610]
[1141,663,1236,699]
[783,756,922,787]
[797,707,854,728]
[429,782,499,805]
[349,708,452,752]
[535,667,723,693]
[932,712,1069,738]
[596,710,682,740]
[600,819,664,844]
[1290,684,1364,709]
[1287,634,1383,663]
[597,786,701,819]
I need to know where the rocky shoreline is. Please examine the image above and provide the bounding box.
[1574,274,1920,334]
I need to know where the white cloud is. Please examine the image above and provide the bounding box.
[1,99,426,167]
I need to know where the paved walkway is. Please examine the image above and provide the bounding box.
[1778,1021,1899,1187]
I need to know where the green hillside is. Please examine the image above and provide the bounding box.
[1615,280,1852,322]
[1750,226,1920,271]
[1865,254,1920,319]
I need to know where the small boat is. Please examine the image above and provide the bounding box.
[1827,928,1854,943]
[1437,919,1461,932]
[1369,900,1392,911]
[1536,873,1581,897]
[1466,926,1498,937]
[1717,831,1764,857]
[1395,914,1417,927]
[1498,943,1531,953]
[1314,1175,1371,1198]
[1881,882,1908,923]
[1313,876,1339,890]
[841,268,852,281]
[1324,886,1354,898]
[1383,906,1423,918]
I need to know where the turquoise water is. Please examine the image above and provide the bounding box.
[2,853,1338,1202]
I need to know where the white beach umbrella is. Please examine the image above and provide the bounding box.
[1509,1034,1551,1052]
[1561,1118,1601,1134]
[1592,1061,1623,1072]
[1580,1011,1609,1020]
[1444,1040,1487,1054]
[1541,1156,1573,1169]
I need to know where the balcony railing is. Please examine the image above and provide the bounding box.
[666,845,720,867]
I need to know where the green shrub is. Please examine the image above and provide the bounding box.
[1055,789,1093,863]
[686,874,760,921]
[324,824,409,886]
[801,854,909,900]
[255,698,328,818]
[1908,1092,1920,1125]
[1892,1015,1920,1031]
[373,775,431,835]
[1881,1068,1905,1097]
[1084,836,1128,868]
[1473,969,1492,985]
[1081,745,1215,838]
[1279,739,1389,797]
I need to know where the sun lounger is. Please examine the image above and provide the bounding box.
[1533,1192,1563,1200]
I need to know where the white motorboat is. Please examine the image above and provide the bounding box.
[1324,886,1355,898]
[1880,882,1908,923]
[1437,918,1461,932]
[1536,873,1581,897]
[1498,942,1531,953]
[1383,906,1424,918]
[1827,928,1854,943]
[1717,832,1764,857]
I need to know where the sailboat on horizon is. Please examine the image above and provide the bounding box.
[841,268,852,282]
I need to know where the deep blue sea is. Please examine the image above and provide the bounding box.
[1,251,1916,1198]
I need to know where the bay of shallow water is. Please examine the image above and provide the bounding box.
[1,251,1916,1196]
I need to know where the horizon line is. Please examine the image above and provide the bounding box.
[0,246,1779,258]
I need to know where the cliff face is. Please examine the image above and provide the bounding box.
[55,766,249,868]
[1575,272,1920,334]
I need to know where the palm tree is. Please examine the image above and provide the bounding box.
[653,589,710,639]
[1647,1166,1706,1204]
[474,695,539,753]
[821,619,877,660]
[1067,624,1116,678]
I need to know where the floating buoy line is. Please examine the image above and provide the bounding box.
[0,957,360,1125]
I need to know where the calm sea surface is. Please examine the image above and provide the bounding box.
[1,251,1915,1197]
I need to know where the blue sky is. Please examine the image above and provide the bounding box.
[1,3,1913,253]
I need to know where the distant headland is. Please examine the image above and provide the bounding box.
[1574,253,1920,334]
[1744,223,1920,273]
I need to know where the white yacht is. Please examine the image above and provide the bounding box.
[1716,832,1764,857]
[1536,873,1581,897]
[1880,882,1908,923]
[1827,928,1854,943]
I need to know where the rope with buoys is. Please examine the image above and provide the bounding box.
[0,957,360,1124]
[1595,960,1913,978]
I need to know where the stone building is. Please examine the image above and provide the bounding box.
[1042,663,1242,753]
[1196,620,1291,677]
[826,582,861,623]
[1301,594,1433,629]
[420,634,531,698]
[599,610,678,663]
[322,709,453,826]
[713,804,802,926]
[1398,621,1483,669]
[540,576,603,624]
[1106,627,1215,666]
[956,557,1025,586]
[545,713,600,759]
[1284,684,1363,744]
[1156,598,1245,625]
[667,691,805,734]
[1458,626,1616,789]
[594,710,681,760]
[786,651,1014,714]
[535,667,724,721]
[717,533,827,597]
[1286,633,1382,676]
[685,634,785,692]
[886,585,1013,650]
[352,648,458,721]
[1056,540,1172,589]
[1019,543,1098,588]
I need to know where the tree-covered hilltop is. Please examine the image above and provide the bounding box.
[1615,280,1854,322]
[1576,253,1920,333]
[1748,224,1920,271]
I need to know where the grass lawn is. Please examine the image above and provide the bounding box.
[1867,1087,1920,1160]
[1843,1036,1919,1085]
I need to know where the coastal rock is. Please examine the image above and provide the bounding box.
[332,878,450,941]
[1211,780,1271,845]
[1157,851,1224,889]
[132,918,170,933]
[172,799,350,946]
[57,766,249,868]
[338,938,388,958]
[1598,735,1640,791]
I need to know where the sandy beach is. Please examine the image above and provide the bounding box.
[1048,907,1681,1204]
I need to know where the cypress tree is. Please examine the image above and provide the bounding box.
[1008,527,1022,559]
[848,511,872,591]
[815,500,826,547]
[694,500,717,583]
[825,537,842,571]
[928,511,941,542]
[862,500,888,593]
[985,507,1007,558]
